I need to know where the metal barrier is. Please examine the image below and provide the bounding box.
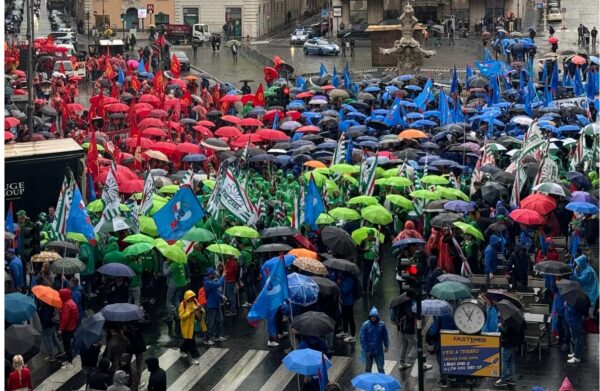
[240,44,273,68]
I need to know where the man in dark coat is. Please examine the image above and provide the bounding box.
[145,357,166,391]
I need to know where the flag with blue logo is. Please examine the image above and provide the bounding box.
[385,96,402,127]
[117,67,125,86]
[66,184,95,240]
[153,186,205,240]
[304,175,325,230]
[247,257,289,323]
[465,64,473,89]
[87,172,96,202]
[345,135,354,164]
[332,65,339,88]
[475,61,502,78]
[137,58,145,74]
[319,63,327,77]
[272,111,280,129]
[438,89,450,126]
[5,202,15,234]
[414,79,433,110]
[296,75,307,91]
[574,68,584,96]
[343,63,351,90]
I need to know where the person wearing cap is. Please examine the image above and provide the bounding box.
[203,267,227,345]
[535,237,560,263]
[6,249,25,290]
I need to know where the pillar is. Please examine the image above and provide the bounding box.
[341,0,350,26]
[367,0,384,24]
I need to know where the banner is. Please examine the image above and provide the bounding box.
[219,169,258,225]
[440,332,500,378]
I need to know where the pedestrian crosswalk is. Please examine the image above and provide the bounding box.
[33,346,399,391]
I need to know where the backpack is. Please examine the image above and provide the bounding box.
[389,305,402,326]
[197,287,207,306]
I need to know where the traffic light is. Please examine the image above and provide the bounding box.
[403,262,420,288]
[279,86,290,107]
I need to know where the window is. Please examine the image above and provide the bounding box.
[349,0,367,26]
[225,7,242,37]
[183,8,198,25]
[155,12,169,24]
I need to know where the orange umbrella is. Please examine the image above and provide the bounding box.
[398,129,429,139]
[143,150,169,161]
[571,55,586,66]
[32,285,61,308]
[289,248,318,259]
[184,75,199,80]
[304,160,327,169]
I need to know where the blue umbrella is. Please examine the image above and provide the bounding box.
[249,107,266,116]
[412,299,453,316]
[400,101,417,108]
[97,263,135,277]
[405,85,422,91]
[423,110,441,118]
[283,348,332,376]
[182,154,207,162]
[291,140,314,148]
[444,200,475,213]
[392,238,426,248]
[412,119,437,127]
[418,155,440,164]
[405,112,423,119]
[346,112,367,119]
[397,74,414,81]
[275,155,292,165]
[317,142,337,149]
[287,273,319,306]
[431,159,458,167]
[576,114,591,126]
[359,141,378,149]
[101,303,144,322]
[566,202,599,215]
[341,103,357,112]
[364,85,381,93]
[74,312,105,351]
[352,373,402,391]
[5,293,37,324]
[557,125,580,132]
[373,108,389,116]
[384,86,400,94]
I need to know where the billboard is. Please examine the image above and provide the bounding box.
[440,332,501,378]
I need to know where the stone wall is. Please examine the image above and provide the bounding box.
[370,27,425,67]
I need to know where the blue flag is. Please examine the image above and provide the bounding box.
[524,87,532,116]
[574,68,584,96]
[117,67,125,86]
[450,66,459,95]
[66,184,95,240]
[296,75,307,91]
[318,353,329,391]
[319,63,327,77]
[384,96,402,127]
[153,186,205,240]
[304,175,325,230]
[5,202,15,234]
[413,79,433,110]
[272,111,280,129]
[87,172,96,202]
[438,89,449,126]
[247,257,289,323]
[550,63,559,93]
[137,58,145,74]
[351,82,359,96]
[476,61,502,78]
[484,47,491,62]
[345,136,354,164]
[343,63,351,90]
[587,71,598,100]
[332,65,339,88]
[465,64,472,89]
[452,97,464,124]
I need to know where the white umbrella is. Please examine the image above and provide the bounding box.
[533,182,568,197]
[511,115,533,126]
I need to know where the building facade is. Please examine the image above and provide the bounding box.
[84,0,175,32]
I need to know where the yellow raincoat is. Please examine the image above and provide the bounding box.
[179,290,199,339]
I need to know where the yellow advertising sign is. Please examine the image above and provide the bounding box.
[440,332,501,378]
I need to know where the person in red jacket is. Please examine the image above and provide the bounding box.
[7,355,32,391]
[224,256,240,317]
[58,288,79,369]
[535,237,560,263]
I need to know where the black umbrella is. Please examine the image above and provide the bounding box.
[235,147,264,157]
[496,299,524,323]
[479,164,501,174]
[261,226,299,238]
[45,240,79,256]
[486,290,524,309]
[290,154,313,164]
[557,280,591,313]
[101,303,144,322]
[292,311,335,337]
[469,76,489,88]
[533,261,572,276]
[389,292,411,309]
[320,227,357,256]
[367,120,388,131]
[310,276,340,296]
[200,137,230,151]
[249,154,276,163]
[437,273,473,285]
[322,258,360,276]
[255,243,293,253]
[492,170,516,186]
[5,324,41,362]
[74,312,105,351]
[481,182,508,205]
[423,200,448,212]
[431,212,463,228]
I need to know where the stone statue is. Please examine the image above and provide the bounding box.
[379,4,436,73]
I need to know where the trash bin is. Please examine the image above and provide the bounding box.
[515,18,522,32]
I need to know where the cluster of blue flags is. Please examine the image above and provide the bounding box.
[247,256,289,323]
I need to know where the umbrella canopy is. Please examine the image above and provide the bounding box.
[321,226,357,256]
[123,234,155,244]
[225,226,260,238]
[533,261,572,276]
[310,276,340,296]
[5,293,37,323]
[437,274,473,285]
[509,209,544,225]
[293,257,328,276]
[496,299,524,323]
[431,281,472,300]
[261,226,300,238]
[453,222,484,241]
[45,240,79,255]
[74,312,105,351]
[31,285,62,308]
[287,273,320,306]
[255,243,293,253]
[566,201,599,215]
[413,299,453,316]
[50,257,86,275]
[98,263,136,277]
[182,227,217,242]
[206,243,241,257]
[431,212,463,228]
[283,348,332,376]
[361,204,393,225]
[386,194,413,209]
[521,193,556,215]
[292,311,336,337]
[101,303,145,322]
[5,325,41,362]
[322,258,360,276]
[31,251,62,263]
[533,182,569,197]
[557,280,591,313]
[352,373,402,391]
[122,242,155,257]
[329,207,361,221]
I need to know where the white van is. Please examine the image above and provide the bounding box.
[192,24,211,45]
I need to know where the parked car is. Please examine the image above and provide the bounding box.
[547,8,562,22]
[171,50,190,71]
[303,39,339,55]
[336,22,370,38]
[290,27,311,45]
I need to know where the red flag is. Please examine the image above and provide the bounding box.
[128,100,138,138]
[134,128,142,171]
[263,67,277,84]
[105,62,115,80]
[153,72,164,95]
[212,83,221,110]
[170,53,181,79]
[254,84,265,107]
[87,127,100,179]
[181,90,192,114]
[273,55,285,70]
[58,62,66,75]
[131,75,142,91]
[111,81,119,98]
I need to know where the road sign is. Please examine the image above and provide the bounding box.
[138,8,147,19]
[147,4,154,14]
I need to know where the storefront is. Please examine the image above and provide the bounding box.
[225,7,242,37]
[155,12,170,24]
[485,0,505,21]
[183,7,199,25]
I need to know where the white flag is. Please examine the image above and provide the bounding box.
[140,172,155,215]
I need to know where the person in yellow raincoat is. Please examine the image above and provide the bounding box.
[178,290,203,365]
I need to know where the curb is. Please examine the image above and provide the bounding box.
[189,65,223,84]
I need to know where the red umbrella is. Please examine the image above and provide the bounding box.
[164,98,180,109]
[138,118,165,128]
[197,120,215,128]
[286,111,302,121]
[149,109,169,118]
[230,139,257,148]
[34,98,48,105]
[239,118,263,127]
[548,36,559,44]
[5,117,20,128]
[263,110,284,121]
[296,125,320,133]
[192,106,208,116]
[119,179,144,193]
[102,97,119,105]
[168,121,182,133]
[105,103,129,112]
[135,102,154,110]
[13,70,26,77]
[521,193,556,215]
[141,127,167,138]
[177,142,201,154]
[221,115,241,124]
[98,165,138,183]
[215,126,243,138]
[139,95,160,104]
[66,103,85,112]
[571,55,586,66]
[296,91,314,99]
[136,108,151,117]
[509,209,545,225]
[321,85,335,91]
[235,133,263,144]
[220,95,242,102]
[5,131,15,141]
[125,137,154,149]
[193,125,214,138]
[256,128,290,141]
[151,142,178,153]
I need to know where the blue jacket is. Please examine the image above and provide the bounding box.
[70,285,85,316]
[564,304,583,327]
[572,255,599,307]
[9,257,25,288]
[483,235,501,274]
[359,307,390,355]
[339,274,355,306]
[204,276,224,309]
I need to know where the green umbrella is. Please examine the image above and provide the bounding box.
[317,213,335,225]
[361,204,392,225]
[203,179,216,190]
[86,199,104,213]
[207,243,241,257]
[158,245,187,264]
[329,207,361,221]
[436,186,469,201]
[421,175,449,185]
[224,226,260,239]
[314,167,331,176]
[348,195,379,206]
[103,250,127,264]
[352,227,385,244]
[183,227,217,242]
[410,190,441,200]
[386,194,413,209]
[159,185,180,194]
[122,242,155,257]
[324,179,339,192]
[341,175,358,185]
[330,164,360,174]
[66,232,89,243]
[123,234,155,244]
[382,168,402,178]
[431,281,472,300]
[303,171,327,187]
[377,177,413,187]
[139,216,158,237]
[453,222,484,241]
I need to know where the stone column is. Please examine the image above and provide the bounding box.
[341,0,350,26]
[367,0,384,24]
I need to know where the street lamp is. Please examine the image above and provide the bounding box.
[121,13,125,40]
